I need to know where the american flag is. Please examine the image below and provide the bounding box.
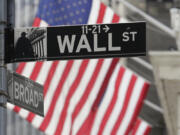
[131,118,152,135]
[8,0,151,134]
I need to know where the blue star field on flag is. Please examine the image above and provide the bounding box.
[36,0,92,26]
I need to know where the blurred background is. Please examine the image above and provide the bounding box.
[5,0,180,135]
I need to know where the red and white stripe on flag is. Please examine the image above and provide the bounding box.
[131,118,152,135]
[7,0,150,135]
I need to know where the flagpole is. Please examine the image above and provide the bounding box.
[0,0,7,134]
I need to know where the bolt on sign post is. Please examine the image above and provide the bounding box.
[5,22,146,63]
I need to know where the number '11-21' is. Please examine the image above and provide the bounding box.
[81,25,101,34]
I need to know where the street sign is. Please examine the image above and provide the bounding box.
[5,22,146,63]
[7,71,44,116]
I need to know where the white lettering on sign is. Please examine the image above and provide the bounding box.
[81,25,109,34]
[14,81,43,108]
[76,34,92,53]
[108,33,121,51]
[122,31,138,42]
[94,34,106,52]
[57,35,76,53]
[57,33,121,53]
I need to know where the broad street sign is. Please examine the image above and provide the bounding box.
[5,22,146,63]
[7,71,44,116]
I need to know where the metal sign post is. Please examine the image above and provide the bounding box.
[0,0,7,134]
[0,0,15,134]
